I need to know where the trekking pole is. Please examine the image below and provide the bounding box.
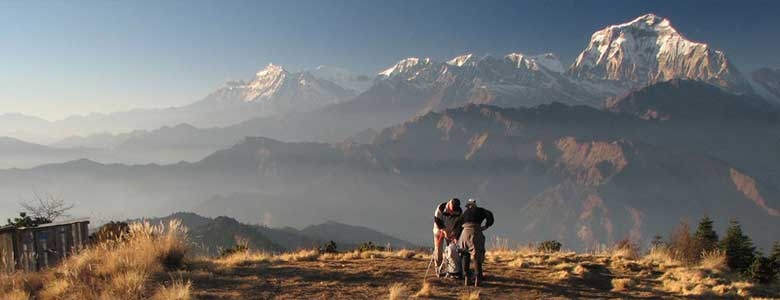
[423,249,435,280]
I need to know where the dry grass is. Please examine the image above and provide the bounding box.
[277,249,320,262]
[1,289,30,300]
[388,282,408,300]
[213,250,275,267]
[698,249,727,273]
[413,281,434,298]
[0,220,191,300]
[318,249,420,261]
[151,280,192,300]
[660,266,754,296]
[611,278,637,291]
[641,246,681,271]
[507,258,528,268]
[459,290,481,300]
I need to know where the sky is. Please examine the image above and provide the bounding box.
[0,0,778,120]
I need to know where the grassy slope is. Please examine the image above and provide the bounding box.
[183,248,780,300]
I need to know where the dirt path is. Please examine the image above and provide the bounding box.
[184,256,676,299]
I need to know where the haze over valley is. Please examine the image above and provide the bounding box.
[1,10,779,252]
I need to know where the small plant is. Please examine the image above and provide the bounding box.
[537,240,562,253]
[219,236,250,257]
[650,234,665,249]
[319,240,338,253]
[613,238,640,259]
[357,241,385,252]
[387,283,408,300]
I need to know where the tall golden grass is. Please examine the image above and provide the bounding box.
[0,220,191,300]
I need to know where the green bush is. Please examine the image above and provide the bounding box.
[537,240,562,253]
[219,243,249,257]
[356,241,385,252]
[320,240,338,253]
[6,212,51,227]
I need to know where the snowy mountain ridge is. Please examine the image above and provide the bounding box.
[568,13,751,93]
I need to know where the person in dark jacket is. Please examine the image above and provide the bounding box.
[432,198,462,273]
[459,198,494,286]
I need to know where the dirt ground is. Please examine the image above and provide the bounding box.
[183,255,684,300]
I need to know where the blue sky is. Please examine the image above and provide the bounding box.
[1,0,778,120]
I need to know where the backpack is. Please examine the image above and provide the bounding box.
[439,241,462,276]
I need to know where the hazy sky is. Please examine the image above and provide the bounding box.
[1,0,778,120]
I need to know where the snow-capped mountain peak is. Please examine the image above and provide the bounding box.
[616,13,676,33]
[379,57,433,77]
[569,13,751,93]
[247,63,289,101]
[447,53,477,67]
[505,53,530,68]
[255,63,287,78]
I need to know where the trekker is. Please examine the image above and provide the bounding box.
[432,198,462,274]
[459,198,494,287]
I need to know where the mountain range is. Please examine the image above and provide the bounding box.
[0,14,778,250]
[1,80,778,249]
[0,14,766,169]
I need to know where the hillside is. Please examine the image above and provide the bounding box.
[6,216,778,300]
[136,212,418,255]
[0,81,778,250]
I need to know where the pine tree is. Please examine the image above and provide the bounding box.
[770,241,780,282]
[694,216,719,251]
[748,252,776,284]
[719,219,756,273]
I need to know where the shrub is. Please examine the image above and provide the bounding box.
[613,238,640,259]
[219,243,249,257]
[319,240,338,253]
[6,212,51,228]
[537,240,562,253]
[357,241,385,252]
[89,221,130,244]
[699,249,728,273]
[650,234,665,249]
[719,219,755,273]
[669,221,701,265]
